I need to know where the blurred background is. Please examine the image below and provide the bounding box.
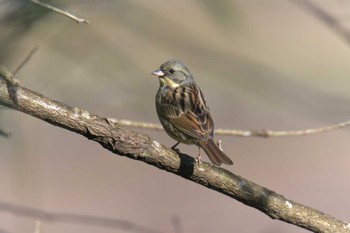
[1,0,350,232]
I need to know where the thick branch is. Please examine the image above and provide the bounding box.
[0,72,349,233]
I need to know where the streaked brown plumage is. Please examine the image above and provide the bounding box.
[152,59,233,166]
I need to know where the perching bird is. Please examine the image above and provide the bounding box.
[152,59,233,166]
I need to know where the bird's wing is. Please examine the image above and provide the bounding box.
[168,109,213,141]
[161,84,214,140]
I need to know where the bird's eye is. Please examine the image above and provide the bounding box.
[169,68,175,74]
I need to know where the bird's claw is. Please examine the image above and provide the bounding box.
[171,147,181,154]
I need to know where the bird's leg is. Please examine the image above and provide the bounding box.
[196,147,204,170]
[171,142,181,153]
[216,140,224,168]
[196,146,202,163]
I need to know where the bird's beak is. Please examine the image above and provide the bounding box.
[151,69,164,77]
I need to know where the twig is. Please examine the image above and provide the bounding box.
[0,128,11,138]
[215,121,350,137]
[13,47,38,75]
[0,66,349,233]
[0,48,38,138]
[0,201,163,233]
[30,0,90,24]
[289,0,350,45]
[0,65,19,104]
[108,119,164,130]
[0,66,19,87]
[108,118,350,138]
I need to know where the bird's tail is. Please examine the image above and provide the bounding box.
[199,139,233,166]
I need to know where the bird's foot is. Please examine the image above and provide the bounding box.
[171,144,181,154]
[172,148,181,154]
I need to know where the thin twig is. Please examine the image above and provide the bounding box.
[0,66,19,87]
[0,65,19,104]
[290,0,350,45]
[13,47,38,75]
[108,118,350,138]
[0,201,163,233]
[30,0,90,24]
[0,48,38,138]
[0,128,11,138]
[108,119,164,130]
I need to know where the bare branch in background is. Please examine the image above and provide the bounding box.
[108,118,350,137]
[0,128,11,138]
[0,66,19,87]
[0,201,163,233]
[30,0,90,24]
[290,0,350,45]
[0,65,19,104]
[0,66,349,233]
[0,47,38,138]
[108,119,164,130]
[13,47,38,75]
[0,66,19,138]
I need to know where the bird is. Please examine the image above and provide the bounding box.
[152,59,233,166]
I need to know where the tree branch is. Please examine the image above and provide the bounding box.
[108,118,350,137]
[0,128,11,138]
[13,47,38,75]
[30,0,90,24]
[0,65,19,105]
[0,67,349,233]
[289,0,350,46]
[0,201,163,233]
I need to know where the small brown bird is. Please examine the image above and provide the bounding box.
[152,59,233,166]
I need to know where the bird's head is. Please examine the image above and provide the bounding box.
[152,59,193,88]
